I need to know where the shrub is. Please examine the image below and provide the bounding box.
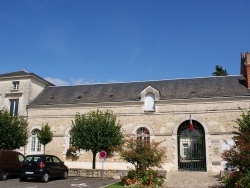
[122,169,165,188]
[119,136,166,188]
[238,171,250,188]
[222,110,250,187]
[119,138,166,172]
[221,171,239,188]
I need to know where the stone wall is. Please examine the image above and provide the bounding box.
[68,168,128,179]
[68,168,167,179]
[26,97,250,172]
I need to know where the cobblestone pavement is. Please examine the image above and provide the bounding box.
[163,171,223,188]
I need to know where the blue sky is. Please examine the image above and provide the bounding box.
[0,0,249,85]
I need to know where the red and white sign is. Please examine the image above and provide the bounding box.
[99,150,107,159]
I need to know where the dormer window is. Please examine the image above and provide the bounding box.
[47,96,54,101]
[75,96,82,100]
[140,86,160,113]
[12,81,19,90]
[144,92,155,112]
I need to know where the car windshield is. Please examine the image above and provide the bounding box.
[18,154,24,162]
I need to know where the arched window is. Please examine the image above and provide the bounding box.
[136,127,150,142]
[31,129,41,152]
[144,93,155,112]
[64,128,73,155]
[67,131,72,149]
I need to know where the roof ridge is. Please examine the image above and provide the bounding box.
[44,74,243,88]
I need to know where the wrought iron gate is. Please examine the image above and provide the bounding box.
[177,120,206,171]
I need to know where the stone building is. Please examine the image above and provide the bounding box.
[0,70,53,116]
[1,52,250,173]
[0,70,53,153]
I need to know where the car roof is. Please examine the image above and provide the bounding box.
[0,150,23,154]
[25,154,56,157]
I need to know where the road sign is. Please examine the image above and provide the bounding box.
[99,150,107,159]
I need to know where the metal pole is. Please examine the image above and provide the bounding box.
[102,159,104,179]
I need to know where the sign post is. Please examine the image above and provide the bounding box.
[99,150,107,179]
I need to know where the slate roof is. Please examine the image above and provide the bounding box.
[29,75,250,106]
[0,71,30,77]
[0,71,54,86]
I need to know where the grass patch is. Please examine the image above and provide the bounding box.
[106,181,124,188]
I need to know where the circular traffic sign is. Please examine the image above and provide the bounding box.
[99,150,107,159]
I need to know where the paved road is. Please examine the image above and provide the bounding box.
[163,172,223,188]
[1,172,223,188]
[0,176,119,188]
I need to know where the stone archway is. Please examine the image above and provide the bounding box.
[177,120,206,171]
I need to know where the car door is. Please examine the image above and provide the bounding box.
[7,152,24,175]
[45,156,55,177]
[51,156,64,177]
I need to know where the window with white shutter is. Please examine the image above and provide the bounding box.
[144,92,155,112]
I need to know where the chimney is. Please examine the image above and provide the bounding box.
[241,52,250,88]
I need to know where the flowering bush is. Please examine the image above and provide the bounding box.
[118,137,166,187]
[119,138,166,171]
[122,169,165,188]
[66,146,80,157]
[222,110,250,187]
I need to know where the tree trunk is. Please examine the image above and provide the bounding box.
[92,151,97,169]
[43,145,45,154]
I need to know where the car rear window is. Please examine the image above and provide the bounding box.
[24,156,42,163]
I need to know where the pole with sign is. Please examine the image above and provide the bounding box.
[99,150,107,179]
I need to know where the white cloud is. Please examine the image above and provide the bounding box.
[45,77,101,86]
[44,77,69,86]
[107,79,122,83]
[44,77,119,86]
[70,78,95,85]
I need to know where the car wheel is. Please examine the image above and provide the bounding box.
[41,172,49,183]
[19,177,27,182]
[62,171,68,179]
[0,170,8,181]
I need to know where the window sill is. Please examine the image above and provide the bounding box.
[5,91,23,97]
[144,110,155,113]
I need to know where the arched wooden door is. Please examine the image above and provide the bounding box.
[177,119,206,171]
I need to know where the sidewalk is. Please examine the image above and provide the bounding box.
[163,171,223,188]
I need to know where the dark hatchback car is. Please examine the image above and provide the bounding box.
[19,154,68,183]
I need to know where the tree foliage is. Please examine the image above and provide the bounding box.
[119,138,166,187]
[0,108,29,150]
[71,109,123,169]
[222,110,250,187]
[212,65,228,76]
[119,138,166,171]
[37,123,53,154]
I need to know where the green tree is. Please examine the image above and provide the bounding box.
[119,137,166,172]
[0,108,28,150]
[222,110,250,187]
[37,123,53,154]
[212,65,228,76]
[71,109,123,169]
